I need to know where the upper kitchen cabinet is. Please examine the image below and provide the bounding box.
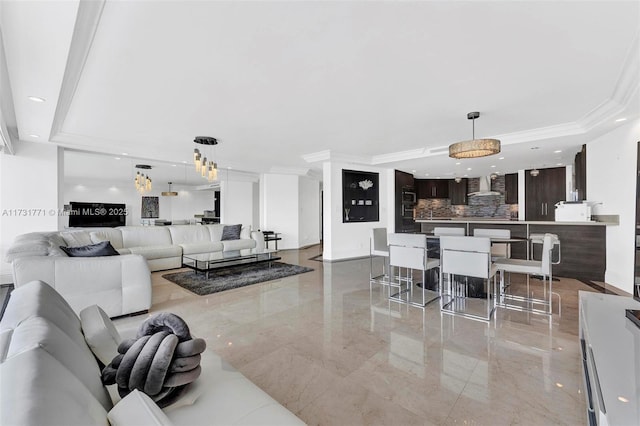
[416,179,449,199]
[504,173,518,204]
[448,178,468,205]
[525,167,566,221]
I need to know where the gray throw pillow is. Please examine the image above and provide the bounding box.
[220,224,242,241]
[60,241,120,257]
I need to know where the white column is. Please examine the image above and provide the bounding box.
[0,140,63,283]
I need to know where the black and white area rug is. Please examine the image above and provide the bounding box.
[162,262,313,296]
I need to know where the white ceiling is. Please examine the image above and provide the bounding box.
[1,0,639,185]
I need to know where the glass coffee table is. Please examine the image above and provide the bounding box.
[182,248,281,279]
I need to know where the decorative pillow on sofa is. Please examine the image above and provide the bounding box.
[80,304,122,366]
[220,224,242,241]
[60,241,120,257]
[60,230,93,247]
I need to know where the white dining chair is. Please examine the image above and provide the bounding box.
[529,232,561,264]
[473,228,511,260]
[439,236,497,321]
[370,228,390,291]
[494,233,554,315]
[433,227,466,236]
[388,233,440,307]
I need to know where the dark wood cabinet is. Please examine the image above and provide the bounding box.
[574,144,587,201]
[525,167,566,221]
[504,173,518,204]
[416,179,449,199]
[395,170,417,233]
[448,179,468,205]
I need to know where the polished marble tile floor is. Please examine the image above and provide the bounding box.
[115,245,596,425]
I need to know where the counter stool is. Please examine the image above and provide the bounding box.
[370,228,390,291]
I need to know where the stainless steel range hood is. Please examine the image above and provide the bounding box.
[468,176,501,196]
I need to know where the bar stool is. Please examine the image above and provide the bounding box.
[369,228,390,291]
[473,228,511,261]
[388,233,440,307]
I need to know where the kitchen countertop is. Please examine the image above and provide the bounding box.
[415,218,615,226]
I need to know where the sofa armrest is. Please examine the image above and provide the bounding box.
[12,255,151,318]
[251,231,265,251]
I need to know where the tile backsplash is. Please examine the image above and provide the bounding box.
[414,176,518,219]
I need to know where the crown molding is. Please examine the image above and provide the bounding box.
[302,149,370,165]
[49,0,106,140]
[371,148,428,165]
[267,166,312,176]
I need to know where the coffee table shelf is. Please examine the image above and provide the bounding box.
[182,248,281,278]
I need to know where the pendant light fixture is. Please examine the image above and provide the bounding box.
[134,164,152,193]
[193,136,219,182]
[161,182,178,197]
[449,112,501,159]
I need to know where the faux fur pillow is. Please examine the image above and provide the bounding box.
[220,224,242,241]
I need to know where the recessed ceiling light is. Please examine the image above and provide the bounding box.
[27,96,46,103]
[556,163,563,166]
[615,118,627,122]
[424,173,429,176]
[499,157,505,160]
[122,153,128,156]
[555,383,563,388]
[411,169,416,173]
[114,157,121,160]
[455,162,461,165]
[491,165,496,168]
[172,164,177,167]
[554,150,562,153]
[466,167,472,171]
[618,396,629,403]
[463,174,468,177]
[28,134,40,138]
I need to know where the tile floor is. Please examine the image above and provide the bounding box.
[114,245,596,425]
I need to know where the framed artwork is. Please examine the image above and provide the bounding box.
[342,169,379,223]
[141,196,159,218]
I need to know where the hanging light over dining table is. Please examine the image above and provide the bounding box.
[134,164,152,193]
[449,112,501,159]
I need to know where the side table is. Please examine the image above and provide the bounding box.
[262,231,282,250]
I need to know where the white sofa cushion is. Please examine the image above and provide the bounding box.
[80,304,122,366]
[119,226,173,248]
[90,228,125,249]
[167,225,212,245]
[108,389,175,426]
[179,241,224,255]
[0,280,83,344]
[0,346,109,426]
[205,224,225,242]
[6,316,113,410]
[128,245,183,260]
[61,230,93,247]
[221,239,256,252]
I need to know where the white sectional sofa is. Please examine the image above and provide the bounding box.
[0,280,304,425]
[5,224,262,317]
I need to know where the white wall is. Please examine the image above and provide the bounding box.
[64,180,213,226]
[298,176,321,248]
[586,118,640,293]
[262,174,300,248]
[323,162,391,260]
[0,141,62,283]
[220,179,257,229]
[260,174,321,250]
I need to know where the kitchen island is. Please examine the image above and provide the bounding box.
[416,218,615,281]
